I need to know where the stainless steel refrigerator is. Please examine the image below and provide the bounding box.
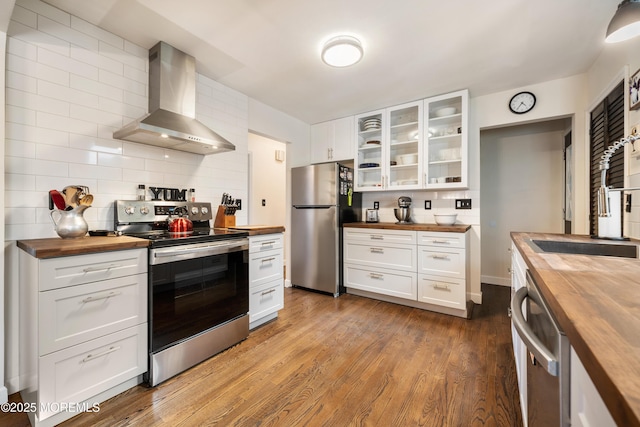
[291,163,361,296]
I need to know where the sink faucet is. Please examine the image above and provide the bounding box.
[597,133,640,239]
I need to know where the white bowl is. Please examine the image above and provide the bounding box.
[434,213,457,226]
[395,153,418,165]
[435,107,457,117]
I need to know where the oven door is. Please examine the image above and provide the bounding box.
[149,238,249,353]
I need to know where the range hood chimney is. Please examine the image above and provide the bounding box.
[113,42,235,155]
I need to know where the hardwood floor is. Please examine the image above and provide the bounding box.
[2,284,522,427]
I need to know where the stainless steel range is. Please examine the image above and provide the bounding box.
[114,200,249,386]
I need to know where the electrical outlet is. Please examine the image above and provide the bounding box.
[424,200,431,210]
[626,194,632,213]
[373,201,379,209]
[455,199,472,209]
[236,199,241,210]
[261,199,266,207]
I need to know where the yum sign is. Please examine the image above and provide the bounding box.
[149,187,188,201]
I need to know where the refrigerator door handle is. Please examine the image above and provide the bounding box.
[292,205,334,209]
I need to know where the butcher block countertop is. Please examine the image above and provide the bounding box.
[228,225,285,236]
[344,222,471,233]
[17,236,149,259]
[511,232,640,427]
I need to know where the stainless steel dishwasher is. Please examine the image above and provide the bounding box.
[511,271,570,427]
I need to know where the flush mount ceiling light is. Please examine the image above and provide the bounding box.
[606,0,640,43]
[321,35,363,67]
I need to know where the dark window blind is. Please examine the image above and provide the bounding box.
[589,81,625,236]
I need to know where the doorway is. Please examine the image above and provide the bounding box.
[480,118,570,286]
[247,132,287,225]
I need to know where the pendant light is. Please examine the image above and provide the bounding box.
[321,35,364,67]
[606,0,640,43]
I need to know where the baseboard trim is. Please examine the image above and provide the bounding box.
[481,275,511,287]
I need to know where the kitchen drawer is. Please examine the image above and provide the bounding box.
[344,263,417,300]
[418,246,465,279]
[39,273,147,355]
[249,233,284,253]
[38,323,147,421]
[250,248,283,287]
[249,280,284,323]
[344,227,416,245]
[39,249,147,291]
[418,275,466,309]
[344,240,416,271]
[417,231,467,249]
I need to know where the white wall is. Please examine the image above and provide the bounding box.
[480,120,568,285]
[247,133,287,226]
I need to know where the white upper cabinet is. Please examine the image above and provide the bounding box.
[310,116,354,164]
[353,89,468,192]
[424,89,469,189]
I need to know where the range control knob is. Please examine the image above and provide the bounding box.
[201,207,209,215]
[191,206,199,215]
[124,206,135,215]
[140,206,149,215]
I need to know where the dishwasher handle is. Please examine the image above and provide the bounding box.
[510,286,559,376]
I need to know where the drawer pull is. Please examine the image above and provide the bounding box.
[432,240,450,244]
[81,291,121,304]
[433,283,450,290]
[370,248,384,254]
[82,263,121,273]
[431,254,449,260]
[261,289,276,296]
[260,241,276,246]
[370,235,384,240]
[81,345,121,363]
[261,257,276,263]
[369,273,384,279]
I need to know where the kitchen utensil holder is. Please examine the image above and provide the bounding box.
[214,205,236,228]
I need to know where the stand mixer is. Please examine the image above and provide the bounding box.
[394,196,412,224]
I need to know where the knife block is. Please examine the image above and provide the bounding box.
[214,205,236,228]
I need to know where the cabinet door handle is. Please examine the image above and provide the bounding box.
[370,247,384,254]
[369,273,384,279]
[81,291,121,304]
[261,257,276,263]
[370,235,384,240]
[261,289,276,296]
[432,254,449,260]
[433,283,450,290]
[82,345,121,363]
[82,263,121,273]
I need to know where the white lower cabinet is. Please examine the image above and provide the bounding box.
[19,248,148,427]
[248,233,284,329]
[570,347,616,427]
[344,227,469,317]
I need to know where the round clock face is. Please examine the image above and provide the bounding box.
[509,91,536,114]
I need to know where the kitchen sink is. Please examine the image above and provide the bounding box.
[529,239,638,258]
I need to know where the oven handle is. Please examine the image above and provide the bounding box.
[151,239,248,261]
[510,286,559,376]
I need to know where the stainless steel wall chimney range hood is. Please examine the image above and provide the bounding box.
[113,42,235,155]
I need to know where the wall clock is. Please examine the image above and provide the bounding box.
[509,91,536,114]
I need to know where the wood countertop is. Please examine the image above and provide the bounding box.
[511,232,640,427]
[17,235,149,259]
[344,222,471,233]
[227,225,285,236]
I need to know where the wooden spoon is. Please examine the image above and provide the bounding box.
[62,186,79,208]
[79,194,93,205]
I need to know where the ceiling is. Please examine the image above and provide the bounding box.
[41,0,619,125]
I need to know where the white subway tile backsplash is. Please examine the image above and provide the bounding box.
[7,88,70,116]
[69,164,122,181]
[99,68,145,96]
[6,70,37,93]
[37,15,98,51]
[38,80,98,108]
[121,141,166,160]
[9,5,37,28]
[5,207,37,224]
[5,173,36,191]
[123,90,147,111]
[36,111,98,136]
[70,135,123,155]
[123,40,147,59]
[99,41,146,71]
[17,0,70,26]
[70,75,123,101]
[35,144,97,165]
[5,139,36,158]
[6,122,69,146]
[38,46,99,80]
[70,45,123,75]
[8,20,70,57]
[123,64,147,85]
[70,16,123,49]
[70,104,122,127]
[7,36,37,60]
[6,105,36,126]
[4,189,47,208]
